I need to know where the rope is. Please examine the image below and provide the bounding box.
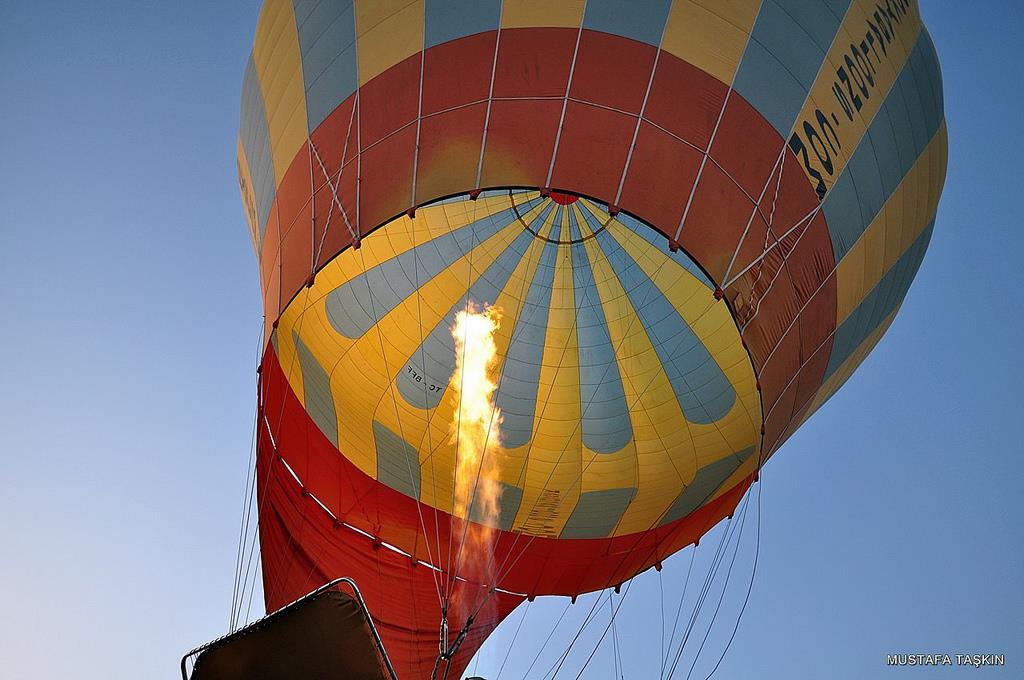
[681,493,752,679]
[664,513,737,677]
[443,189,484,613]
[703,479,762,680]
[520,599,571,679]
[573,585,634,679]
[544,1,588,188]
[410,186,446,609]
[496,599,531,679]
[666,492,751,679]
[356,231,446,610]
[659,567,666,679]
[610,590,623,679]
[662,546,697,678]
[544,592,607,679]
[230,319,265,629]
[445,196,559,588]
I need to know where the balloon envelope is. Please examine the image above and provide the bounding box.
[239,1,945,677]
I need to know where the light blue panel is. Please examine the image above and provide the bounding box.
[582,0,672,47]
[291,0,318,24]
[325,198,542,339]
[424,0,501,48]
[867,102,904,193]
[754,1,828,90]
[494,219,561,448]
[824,220,934,380]
[734,0,850,136]
[777,0,850,50]
[467,481,523,531]
[845,131,887,232]
[821,171,866,260]
[660,447,755,525]
[240,57,276,240]
[897,46,931,154]
[733,40,808,136]
[292,0,358,132]
[911,28,944,136]
[587,211,737,425]
[887,68,919,171]
[823,31,945,262]
[560,488,637,539]
[615,212,715,290]
[569,208,633,454]
[293,332,338,447]
[396,206,553,410]
[372,420,420,498]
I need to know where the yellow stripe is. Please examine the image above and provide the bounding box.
[836,123,946,324]
[501,0,585,28]
[252,0,309,187]
[791,0,922,195]
[576,211,690,534]
[662,0,761,85]
[513,238,582,536]
[355,0,424,85]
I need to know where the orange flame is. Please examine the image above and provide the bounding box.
[450,303,503,577]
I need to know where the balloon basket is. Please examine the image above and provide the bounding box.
[180,578,398,680]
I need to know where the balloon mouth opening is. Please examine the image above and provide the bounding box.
[510,188,612,245]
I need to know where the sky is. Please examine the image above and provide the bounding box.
[0,1,1021,678]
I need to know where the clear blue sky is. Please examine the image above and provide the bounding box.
[0,2,1020,678]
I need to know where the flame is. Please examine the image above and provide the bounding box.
[450,303,503,573]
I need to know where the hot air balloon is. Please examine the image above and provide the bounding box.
[210,0,946,677]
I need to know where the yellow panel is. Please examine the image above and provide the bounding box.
[252,0,309,187]
[577,222,692,534]
[512,239,582,536]
[790,0,922,194]
[237,137,260,255]
[662,0,761,84]
[836,123,946,324]
[355,0,424,85]
[501,0,585,28]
